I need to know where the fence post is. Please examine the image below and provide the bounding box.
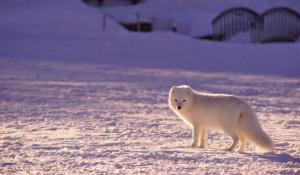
[137,12,141,31]
[172,20,177,32]
[102,14,106,31]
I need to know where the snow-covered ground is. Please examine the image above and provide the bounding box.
[0,0,299,174]
[1,0,300,77]
[0,60,299,174]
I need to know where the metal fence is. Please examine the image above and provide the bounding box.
[212,7,259,41]
[258,7,300,43]
[211,7,300,43]
[82,0,142,6]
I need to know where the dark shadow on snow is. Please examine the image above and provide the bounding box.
[256,152,300,164]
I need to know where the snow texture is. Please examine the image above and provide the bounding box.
[0,0,299,174]
[0,0,300,77]
[0,60,299,174]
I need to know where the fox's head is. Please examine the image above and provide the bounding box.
[168,85,194,112]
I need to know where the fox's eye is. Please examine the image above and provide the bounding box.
[174,99,178,102]
[183,100,187,102]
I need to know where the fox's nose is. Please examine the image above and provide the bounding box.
[177,106,181,110]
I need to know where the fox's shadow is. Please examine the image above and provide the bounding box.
[256,152,300,164]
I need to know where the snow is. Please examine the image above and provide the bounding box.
[0,0,300,174]
[0,60,299,174]
[1,0,300,77]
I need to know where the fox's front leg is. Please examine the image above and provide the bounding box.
[200,128,207,148]
[192,125,200,147]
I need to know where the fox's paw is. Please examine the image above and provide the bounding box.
[199,144,206,149]
[225,148,234,152]
[237,149,245,153]
[191,143,199,148]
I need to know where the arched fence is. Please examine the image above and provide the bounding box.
[212,7,259,41]
[82,0,142,6]
[83,2,299,44]
[258,7,300,43]
[209,7,300,43]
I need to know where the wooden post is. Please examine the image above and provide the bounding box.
[137,12,141,31]
[172,20,177,32]
[102,14,106,31]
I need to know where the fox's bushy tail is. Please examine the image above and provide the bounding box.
[239,105,274,152]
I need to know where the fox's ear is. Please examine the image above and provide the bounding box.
[169,86,176,94]
[186,86,192,94]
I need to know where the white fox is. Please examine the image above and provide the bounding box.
[168,85,274,153]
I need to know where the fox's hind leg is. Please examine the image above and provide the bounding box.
[224,129,239,151]
[227,134,239,151]
[238,132,246,153]
[223,114,240,151]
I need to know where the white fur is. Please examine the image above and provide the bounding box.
[168,85,274,153]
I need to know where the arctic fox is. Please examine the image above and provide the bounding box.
[168,85,273,152]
